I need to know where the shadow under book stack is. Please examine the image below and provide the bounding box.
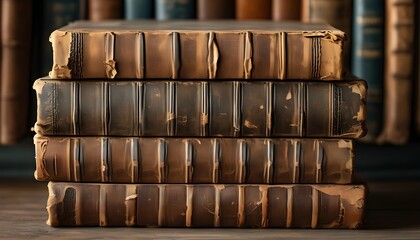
[33,20,368,228]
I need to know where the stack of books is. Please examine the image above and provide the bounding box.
[33,21,367,228]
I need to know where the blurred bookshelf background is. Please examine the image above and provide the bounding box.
[0,0,419,182]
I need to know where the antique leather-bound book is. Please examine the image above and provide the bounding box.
[236,0,271,20]
[35,135,355,184]
[155,0,195,20]
[34,79,367,138]
[0,0,33,144]
[301,0,352,70]
[48,20,346,80]
[197,0,235,20]
[88,0,123,20]
[46,182,366,228]
[272,0,302,21]
[352,0,384,142]
[378,0,414,145]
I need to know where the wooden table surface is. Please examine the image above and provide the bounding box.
[1,180,419,239]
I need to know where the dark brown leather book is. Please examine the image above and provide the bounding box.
[272,0,301,21]
[236,0,271,20]
[88,0,123,20]
[377,0,414,145]
[0,0,32,144]
[35,135,354,184]
[34,79,367,138]
[197,0,235,20]
[301,0,352,70]
[49,20,346,80]
[46,182,366,228]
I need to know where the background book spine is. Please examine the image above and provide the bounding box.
[351,0,384,142]
[301,0,353,70]
[0,0,33,144]
[33,80,367,138]
[155,0,195,20]
[197,0,235,20]
[34,136,354,184]
[124,0,154,19]
[235,0,271,20]
[88,0,123,20]
[49,29,345,80]
[378,0,414,145]
[46,182,366,228]
[272,0,301,21]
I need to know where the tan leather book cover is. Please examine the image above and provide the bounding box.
[378,0,414,145]
[35,135,354,184]
[0,0,32,144]
[47,182,366,228]
[49,20,346,80]
[197,0,235,20]
[236,0,271,20]
[33,79,367,138]
[272,0,302,21]
[88,0,123,20]
[301,0,352,70]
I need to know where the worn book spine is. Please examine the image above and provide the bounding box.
[49,25,345,80]
[352,0,384,142]
[124,0,154,19]
[378,0,414,145]
[197,0,235,20]
[35,135,354,184]
[0,0,33,144]
[88,0,123,20]
[236,0,271,20]
[47,182,366,228]
[34,79,367,138]
[272,0,302,21]
[301,0,352,70]
[155,0,195,20]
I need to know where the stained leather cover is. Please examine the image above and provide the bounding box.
[34,78,367,138]
[46,182,366,228]
[49,20,346,80]
[34,135,354,184]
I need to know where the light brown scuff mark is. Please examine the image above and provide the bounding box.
[353,105,366,121]
[104,59,117,79]
[286,91,292,100]
[125,194,138,200]
[244,120,258,129]
[302,30,346,43]
[349,82,367,99]
[337,139,352,149]
[201,114,208,125]
[167,112,175,121]
[49,30,72,78]
[207,32,219,79]
[244,32,253,79]
[32,80,46,96]
[49,64,71,78]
